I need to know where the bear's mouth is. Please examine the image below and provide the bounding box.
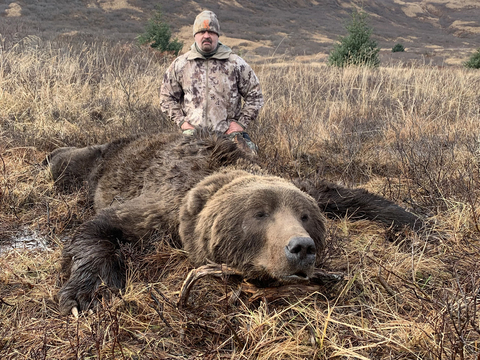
[284,271,310,281]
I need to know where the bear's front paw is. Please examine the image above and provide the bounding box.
[58,294,80,317]
[58,278,114,316]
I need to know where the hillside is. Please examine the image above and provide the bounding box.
[1,0,480,65]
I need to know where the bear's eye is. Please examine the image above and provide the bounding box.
[254,211,269,219]
[300,214,309,222]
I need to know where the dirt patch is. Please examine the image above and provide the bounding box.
[98,0,142,12]
[4,2,21,17]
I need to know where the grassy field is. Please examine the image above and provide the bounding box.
[1,36,480,359]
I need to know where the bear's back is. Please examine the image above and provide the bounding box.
[93,131,254,212]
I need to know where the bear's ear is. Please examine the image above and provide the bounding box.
[182,186,212,217]
[182,171,249,217]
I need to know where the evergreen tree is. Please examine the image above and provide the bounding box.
[464,48,480,69]
[392,43,405,53]
[328,11,380,67]
[137,7,183,56]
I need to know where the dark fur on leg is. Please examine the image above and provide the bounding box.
[57,193,177,315]
[58,209,129,315]
[294,178,422,231]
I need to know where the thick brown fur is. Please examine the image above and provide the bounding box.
[45,130,421,315]
[179,170,327,284]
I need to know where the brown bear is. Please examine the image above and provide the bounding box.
[45,130,421,315]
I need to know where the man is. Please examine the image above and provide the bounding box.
[160,10,264,153]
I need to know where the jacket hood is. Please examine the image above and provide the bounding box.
[187,42,232,60]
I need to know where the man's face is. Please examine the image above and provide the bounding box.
[194,31,219,52]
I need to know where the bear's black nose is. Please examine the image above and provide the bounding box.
[285,236,316,270]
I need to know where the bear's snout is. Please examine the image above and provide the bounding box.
[284,236,316,276]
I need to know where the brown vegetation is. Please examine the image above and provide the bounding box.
[1,0,480,66]
[1,36,480,359]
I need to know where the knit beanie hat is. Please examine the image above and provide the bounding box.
[193,10,220,36]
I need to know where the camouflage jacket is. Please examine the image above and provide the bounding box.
[160,43,264,133]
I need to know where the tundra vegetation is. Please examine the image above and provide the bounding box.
[464,47,480,69]
[392,43,405,53]
[136,6,184,56]
[1,34,480,359]
[328,10,380,68]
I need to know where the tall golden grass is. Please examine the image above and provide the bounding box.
[1,36,480,359]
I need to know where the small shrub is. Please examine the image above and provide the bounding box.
[464,48,480,69]
[137,6,183,56]
[392,43,405,53]
[328,10,380,67]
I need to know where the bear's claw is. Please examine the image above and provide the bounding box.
[71,307,79,318]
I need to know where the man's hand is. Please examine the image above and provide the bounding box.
[225,121,244,135]
[181,122,196,136]
[181,122,195,131]
[228,131,258,156]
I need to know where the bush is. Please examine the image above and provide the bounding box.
[328,10,380,67]
[464,48,480,69]
[137,7,183,56]
[392,43,405,53]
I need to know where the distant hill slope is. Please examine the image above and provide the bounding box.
[1,0,479,65]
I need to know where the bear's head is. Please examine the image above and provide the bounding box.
[179,170,326,284]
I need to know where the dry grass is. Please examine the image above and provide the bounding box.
[2,36,480,359]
